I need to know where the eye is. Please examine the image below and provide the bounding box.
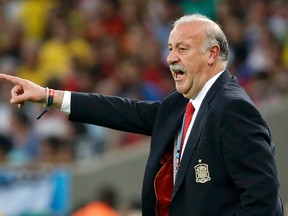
[179,47,187,52]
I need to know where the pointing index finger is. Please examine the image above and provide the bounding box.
[0,73,21,85]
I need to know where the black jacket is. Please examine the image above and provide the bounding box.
[69,71,284,216]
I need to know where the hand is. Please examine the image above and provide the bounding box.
[0,73,46,108]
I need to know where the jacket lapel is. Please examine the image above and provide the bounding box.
[148,94,188,175]
[173,70,234,196]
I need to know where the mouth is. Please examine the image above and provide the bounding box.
[174,70,185,75]
[174,71,185,79]
[169,65,186,79]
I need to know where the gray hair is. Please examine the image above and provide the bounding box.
[173,14,229,62]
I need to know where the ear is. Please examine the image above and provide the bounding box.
[208,44,220,65]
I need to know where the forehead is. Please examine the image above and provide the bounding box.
[168,22,206,45]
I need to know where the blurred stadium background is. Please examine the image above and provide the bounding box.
[0,0,287,215]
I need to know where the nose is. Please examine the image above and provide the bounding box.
[167,50,180,65]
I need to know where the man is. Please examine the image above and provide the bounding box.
[0,14,284,215]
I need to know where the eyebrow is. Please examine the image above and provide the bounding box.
[168,41,191,48]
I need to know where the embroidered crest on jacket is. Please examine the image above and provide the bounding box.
[194,159,211,183]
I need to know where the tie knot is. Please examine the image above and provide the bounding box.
[185,102,195,117]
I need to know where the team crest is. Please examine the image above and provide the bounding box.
[194,159,211,183]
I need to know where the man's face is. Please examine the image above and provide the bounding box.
[167,22,212,99]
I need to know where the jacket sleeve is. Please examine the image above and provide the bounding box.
[220,99,280,215]
[69,92,160,136]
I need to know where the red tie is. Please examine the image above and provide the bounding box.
[178,102,195,169]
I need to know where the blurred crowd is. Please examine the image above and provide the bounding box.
[0,0,287,167]
[0,0,287,215]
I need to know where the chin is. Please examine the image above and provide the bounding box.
[182,93,191,99]
[183,89,195,99]
[176,89,188,98]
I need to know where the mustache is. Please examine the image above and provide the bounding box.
[169,64,186,73]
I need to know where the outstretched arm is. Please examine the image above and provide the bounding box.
[0,73,64,109]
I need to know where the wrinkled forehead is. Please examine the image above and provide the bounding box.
[168,22,207,45]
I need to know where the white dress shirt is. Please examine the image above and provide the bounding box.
[61,91,71,114]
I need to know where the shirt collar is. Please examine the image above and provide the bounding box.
[190,70,225,110]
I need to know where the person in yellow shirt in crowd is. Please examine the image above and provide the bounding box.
[38,16,93,84]
[16,1,93,86]
[17,0,55,41]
